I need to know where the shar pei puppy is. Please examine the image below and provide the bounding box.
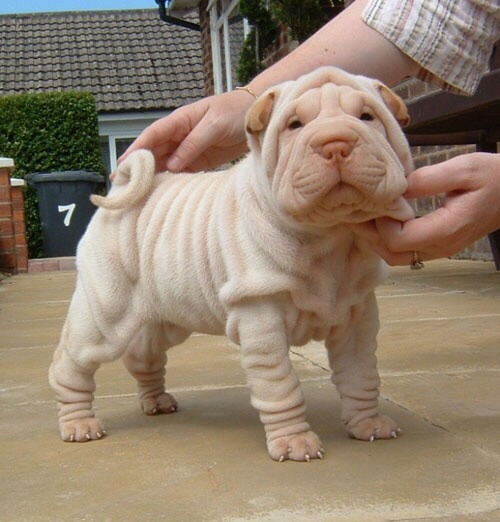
[49,66,414,462]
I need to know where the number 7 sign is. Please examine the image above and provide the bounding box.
[58,203,76,227]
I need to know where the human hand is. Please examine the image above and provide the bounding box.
[121,90,256,173]
[350,153,500,265]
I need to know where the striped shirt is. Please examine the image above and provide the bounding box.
[362,0,500,95]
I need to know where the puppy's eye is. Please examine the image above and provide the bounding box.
[360,112,374,121]
[288,119,303,130]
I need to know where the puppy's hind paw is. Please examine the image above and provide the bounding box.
[347,414,400,442]
[141,392,178,416]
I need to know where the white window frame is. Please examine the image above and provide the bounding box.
[108,135,136,172]
[97,111,169,178]
[209,0,250,94]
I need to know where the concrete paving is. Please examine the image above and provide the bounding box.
[1,259,499,521]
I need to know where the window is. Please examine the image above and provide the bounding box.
[98,111,169,184]
[100,136,135,186]
[209,0,249,94]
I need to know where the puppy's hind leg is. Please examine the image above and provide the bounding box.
[50,339,104,442]
[123,323,190,416]
[49,284,140,442]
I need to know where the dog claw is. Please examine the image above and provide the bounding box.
[170,406,177,412]
[279,455,285,463]
[86,433,91,440]
[317,451,323,460]
[305,454,311,462]
[370,435,375,442]
[391,431,398,439]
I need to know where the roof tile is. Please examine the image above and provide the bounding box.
[0,8,204,112]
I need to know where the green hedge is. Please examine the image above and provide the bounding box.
[0,91,105,258]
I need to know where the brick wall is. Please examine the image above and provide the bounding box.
[0,159,28,274]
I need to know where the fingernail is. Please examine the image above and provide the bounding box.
[167,157,182,172]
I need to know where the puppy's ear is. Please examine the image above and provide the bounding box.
[377,83,410,128]
[245,91,277,135]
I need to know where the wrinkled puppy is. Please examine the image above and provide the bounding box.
[50,66,414,462]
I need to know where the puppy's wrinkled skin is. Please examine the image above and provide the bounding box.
[50,67,413,461]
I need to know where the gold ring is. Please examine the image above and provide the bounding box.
[410,251,424,270]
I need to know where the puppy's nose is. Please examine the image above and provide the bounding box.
[321,140,353,161]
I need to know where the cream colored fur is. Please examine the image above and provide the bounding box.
[50,67,414,462]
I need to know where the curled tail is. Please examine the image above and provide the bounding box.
[90,149,156,210]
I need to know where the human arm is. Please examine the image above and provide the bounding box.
[350,153,500,265]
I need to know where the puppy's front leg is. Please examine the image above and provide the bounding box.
[326,292,399,441]
[230,300,324,462]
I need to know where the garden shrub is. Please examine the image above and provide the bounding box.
[237,0,345,84]
[237,0,279,85]
[0,91,105,258]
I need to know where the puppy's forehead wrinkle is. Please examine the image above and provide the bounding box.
[339,89,366,117]
[292,83,370,121]
[294,90,322,121]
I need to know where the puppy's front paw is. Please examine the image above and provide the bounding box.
[60,418,106,442]
[141,392,178,416]
[267,431,325,462]
[347,414,400,442]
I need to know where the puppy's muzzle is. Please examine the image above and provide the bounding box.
[312,124,387,197]
[321,139,354,163]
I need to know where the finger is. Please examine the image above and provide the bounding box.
[376,211,452,252]
[146,142,179,172]
[117,142,175,174]
[165,116,224,172]
[121,123,172,160]
[404,158,477,199]
[120,108,194,164]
